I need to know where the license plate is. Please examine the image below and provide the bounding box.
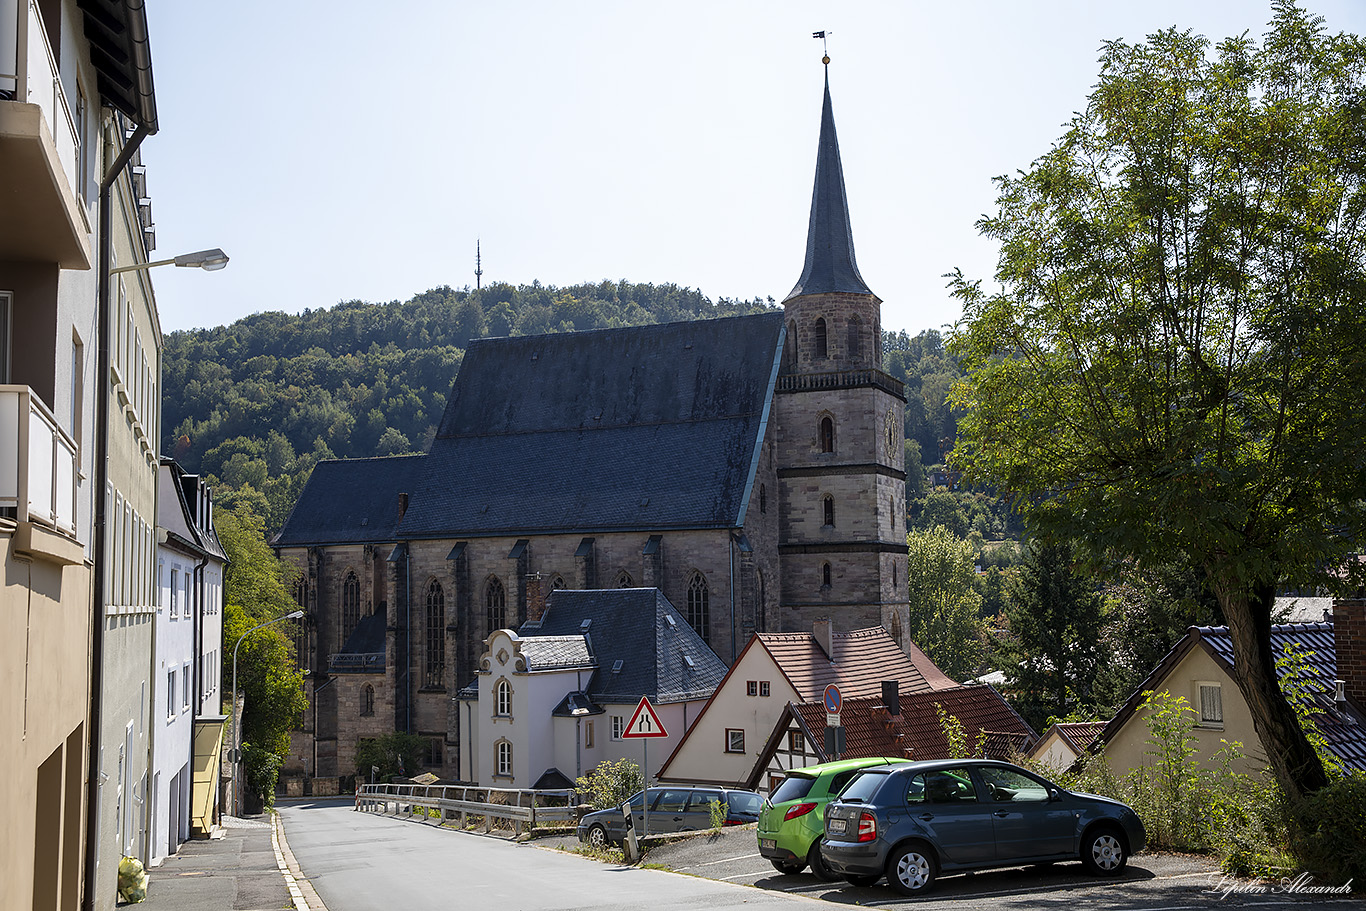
[760,838,776,850]
[828,818,846,833]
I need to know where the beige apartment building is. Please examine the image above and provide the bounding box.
[1,1,161,908]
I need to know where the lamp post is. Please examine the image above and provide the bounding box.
[231,609,303,816]
[110,247,230,274]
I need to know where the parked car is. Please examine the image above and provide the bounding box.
[756,757,905,879]
[577,786,764,847]
[821,759,1146,895]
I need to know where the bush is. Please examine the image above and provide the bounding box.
[576,758,643,810]
[1291,773,1366,886]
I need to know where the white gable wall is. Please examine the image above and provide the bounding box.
[658,643,798,785]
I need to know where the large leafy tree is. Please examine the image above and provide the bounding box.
[905,526,985,681]
[219,504,308,801]
[948,2,1366,801]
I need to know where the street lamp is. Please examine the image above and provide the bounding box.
[110,247,230,274]
[230,609,304,816]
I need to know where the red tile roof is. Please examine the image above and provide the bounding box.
[789,685,1037,763]
[1054,721,1106,754]
[758,627,957,702]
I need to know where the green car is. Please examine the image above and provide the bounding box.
[757,757,904,879]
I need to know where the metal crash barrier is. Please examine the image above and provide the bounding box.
[355,783,578,836]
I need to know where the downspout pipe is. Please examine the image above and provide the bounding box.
[85,118,152,911]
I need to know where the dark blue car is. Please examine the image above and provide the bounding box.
[821,759,1146,895]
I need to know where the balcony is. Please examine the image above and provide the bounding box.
[0,385,83,565]
[328,652,385,674]
[0,0,90,268]
[776,368,906,400]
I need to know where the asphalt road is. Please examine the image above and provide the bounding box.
[275,801,812,911]
[280,802,1365,911]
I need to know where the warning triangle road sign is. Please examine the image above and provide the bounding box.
[622,696,669,738]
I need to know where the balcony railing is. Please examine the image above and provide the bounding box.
[329,652,385,674]
[0,0,80,187]
[776,368,906,399]
[0,385,79,538]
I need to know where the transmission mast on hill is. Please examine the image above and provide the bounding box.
[475,239,483,291]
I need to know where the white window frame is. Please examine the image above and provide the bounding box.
[725,729,745,754]
[495,678,512,717]
[1197,681,1224,727]
[610,715,625,741]
[495,740,512,777]
[167,669,176,719]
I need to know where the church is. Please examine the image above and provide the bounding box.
[274,67,912,782]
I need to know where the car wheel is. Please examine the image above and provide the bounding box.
[1081,826,1128,876]
[807,838,840,882]
[770,858,805,875]
[844,873,881,887]
[887,843,936,895]
[586,824,609,849]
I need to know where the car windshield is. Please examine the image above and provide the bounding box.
[837,770,887,803]
[727,792,764,815]
[769,774,816,804]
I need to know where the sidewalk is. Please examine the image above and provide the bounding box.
[132,813,326,911]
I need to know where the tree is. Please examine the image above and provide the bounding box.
[998,541,1106,729]
[355,733,433,782]
[219,504,307,803]
[947,2,1366,800]
[905,526,984,681]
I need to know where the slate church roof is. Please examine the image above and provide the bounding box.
[523,588,729,705]
[275,455,425,547]
[396,313,784,539]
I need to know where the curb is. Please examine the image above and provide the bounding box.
[272,812,329,911]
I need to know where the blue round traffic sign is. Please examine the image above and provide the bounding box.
[823,684,842,714]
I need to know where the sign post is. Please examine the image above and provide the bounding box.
[623,696,669,837]
[823,684,843,761]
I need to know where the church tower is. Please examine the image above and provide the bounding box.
[775,65,910,637]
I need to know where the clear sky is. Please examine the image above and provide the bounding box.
[139,1,1366,337]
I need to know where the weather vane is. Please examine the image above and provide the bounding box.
[813,30,831,65]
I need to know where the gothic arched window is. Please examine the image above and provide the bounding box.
[814,317,828,359]
[823,496,835,528]
[686,572,710,645]
[819,416,834,453]
[486,577,506,632]
[549,574,566,592]
[342,571,361,643]
[784,320,797,370]
[425,580,445,688]
[615,570,634,588]
[848,314,862,361]
[759,484,767,514]
[822,562,832,588]
[361,684,375,717]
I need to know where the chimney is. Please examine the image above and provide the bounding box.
[1332,598,1366,707]
[882,680,901,719]
[813,618,833,660]
[525,572,545,624]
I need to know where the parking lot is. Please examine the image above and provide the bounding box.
[539,825,1364,909]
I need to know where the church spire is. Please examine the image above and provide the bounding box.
[785,66,873,302]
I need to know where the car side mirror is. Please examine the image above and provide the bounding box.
[1048,788,1062,802]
